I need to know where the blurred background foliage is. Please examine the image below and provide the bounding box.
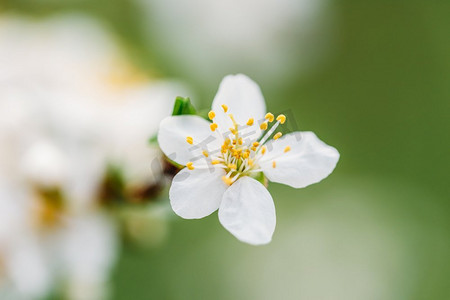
[1,0,449,299]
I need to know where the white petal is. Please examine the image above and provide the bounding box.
[158,115,223,166]
[219,176,275,245]
[260,131,339,188]
[169,166,228,219]
[6,237,53,299]
[60,214,118,283]
[20,140,68,188]
[212,74,266,141]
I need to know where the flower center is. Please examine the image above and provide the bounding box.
[186,104,289,186]
[32,187,65,230]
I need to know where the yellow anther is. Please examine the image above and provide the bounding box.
[284,146,291,153]
[238,138,243,145]
[222,104,228,113]
[261,146,267,155]
[252,141,260,147]
[186,136,193,144]
[202,150,209,157]
[230,127,237,135]
[272,161,276,168]
[276,114,286,124]
[222,176,233,186]
[248,159,254,166]
[212,160,221,165]
[186,162,194,170]
[251,146,257,152]
[242,150,250,159]
[224,138,231,145]
[246,118,254,126]
[228,164,237,170]
[208,110,216,120]
[260,122,268,130]
[210,123,218,131]
[273,132,283,140]
[265,113,275,122]
[232,139,237,145]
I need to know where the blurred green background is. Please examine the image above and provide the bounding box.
[2,0,449,299]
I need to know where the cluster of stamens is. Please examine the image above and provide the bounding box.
[185,104,290,185]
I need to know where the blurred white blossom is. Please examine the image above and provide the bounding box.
[0,13,187,299]
[137,0,335,85]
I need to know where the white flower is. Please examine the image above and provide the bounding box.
[158,74,339,245]
[0,172,119,300]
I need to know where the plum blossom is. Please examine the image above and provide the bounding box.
[0,14,185,298]
[158,74,339,245]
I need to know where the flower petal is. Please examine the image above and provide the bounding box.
[169,166,228,219]
[218,176,275,245]
[158,115,222,166]
[260,131,339,188]
[211,74,266,141]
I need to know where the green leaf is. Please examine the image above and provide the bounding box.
[171,96,197,116]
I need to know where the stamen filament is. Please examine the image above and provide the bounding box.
[259,120,280,146]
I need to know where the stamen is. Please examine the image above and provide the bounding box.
[265,113,275,122]
[222,104,228,113]
[238,138,243,145]
[186,162,194,170]
[228,164,237,170]
[258,118,282,146]
[246,118,254,126]
[202,150,209,157]
[208,110,216,120]
[251,146,257,152]
[230,127,238,135]
[284,146,291,153]
[228,114,237,126]
[231,173,240,183]
[248,158,254,166]
[210,123,218,131]
[276,114,286,124]
[261,146,267,155]
[260,122,268,130]
[272,161,276,168]
[222,176,233,185]
[252,141,259,147]
[273,132,283,140]
[211,160,221,165]
[186,136,193,144]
